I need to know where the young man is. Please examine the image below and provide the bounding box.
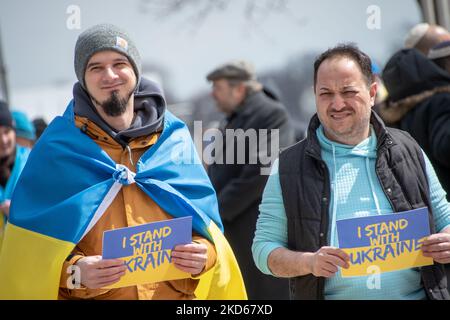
[0,24,245,300]
[253,44,450,300]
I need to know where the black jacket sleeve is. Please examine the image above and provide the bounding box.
[217,107,295,222]
[427,95,450,168]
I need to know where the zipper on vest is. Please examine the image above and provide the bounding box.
[318,159,330,248]
[374,157,413,212]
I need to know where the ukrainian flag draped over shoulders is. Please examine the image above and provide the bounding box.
[0,101,247,300]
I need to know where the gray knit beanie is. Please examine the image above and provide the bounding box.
[74,23,141,89]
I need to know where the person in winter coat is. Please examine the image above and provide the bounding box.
[404,23,450,55]
[378,48,450,200]
[0,101,30,250]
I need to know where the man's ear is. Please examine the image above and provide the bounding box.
[369,81,378,106]
[237,82,247,99]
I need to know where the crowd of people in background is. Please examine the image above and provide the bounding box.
[0,102,46,249]
[0,21,449,300]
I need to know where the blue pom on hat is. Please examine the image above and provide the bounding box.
[12,110,36,141]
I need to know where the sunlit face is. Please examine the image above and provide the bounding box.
[84,50,137,116]
[211,79,244,114]
[0,126,16,158]
[315,56,377,145]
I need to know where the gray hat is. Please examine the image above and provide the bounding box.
[206,60,257,82]
[74,23,141,89]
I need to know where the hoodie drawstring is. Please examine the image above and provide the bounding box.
[126,145,134,166]
[330,144,339,247]
[365,157,381,215]
[329,144,381,248]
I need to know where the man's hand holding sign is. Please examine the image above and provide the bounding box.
[309,247,350,278]
[74,216,203,289]
[75,256,126,289]
[171,242,208,276]
[422,227,450,264]
[337,207,434,277]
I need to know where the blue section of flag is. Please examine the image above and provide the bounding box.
[9,101,222,243]
[337,207,430,248]
[103,216,192,258]
[0,145,30,203]
[0,145,30,227]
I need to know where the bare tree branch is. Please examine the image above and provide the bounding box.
[138,0,306,36]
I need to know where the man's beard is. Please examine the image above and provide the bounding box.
[91,89,134,117]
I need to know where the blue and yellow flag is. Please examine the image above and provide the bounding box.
[0,145,30,250]
[0,102,247,300]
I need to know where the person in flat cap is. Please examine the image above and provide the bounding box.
[378,44,450,202]
[12,110,36,149]
[0,24,246,300]
[0,101,31,250]
[404,23,450,55]
[206,59,295,299]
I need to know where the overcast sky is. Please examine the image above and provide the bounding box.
[0,0,421,119]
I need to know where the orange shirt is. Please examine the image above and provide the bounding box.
[58,116,216,300]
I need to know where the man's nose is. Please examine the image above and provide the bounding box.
[332,94,346,110]
[0,134,8,146]
[103,67,119,81]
